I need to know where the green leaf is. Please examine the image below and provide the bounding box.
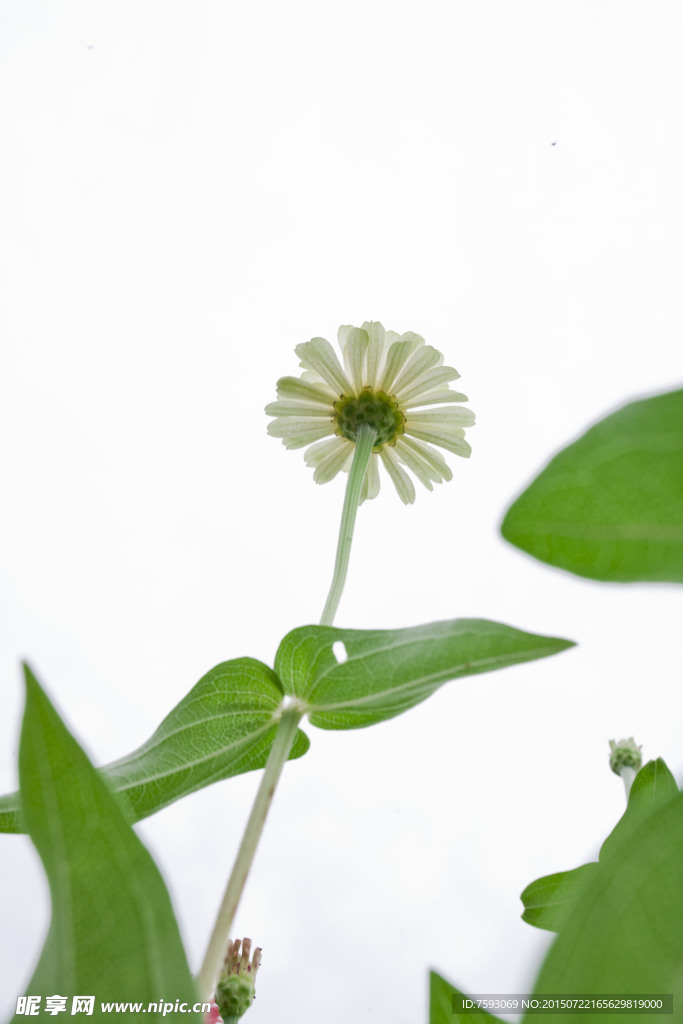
[525,792,683,1023]
[0,658,309,834]
[9,665,201,1020]
[520,863,598,932]
[429,971,507,1024]
[275,619,575,729]
[599,758,679,861]
[521,759,679,934]
[501,389,683,582]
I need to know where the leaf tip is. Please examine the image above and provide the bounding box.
[22,661,42,696]
[499,501,526,546]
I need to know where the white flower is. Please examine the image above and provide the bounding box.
[266,321,474,504]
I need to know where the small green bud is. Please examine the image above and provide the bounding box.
[215,938,261,1022]
[609,737,643,776]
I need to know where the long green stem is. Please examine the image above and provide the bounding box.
[199,428,373,998]
[196,706,303,1000]
[320,424,377,626]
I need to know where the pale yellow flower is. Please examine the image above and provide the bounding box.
[266,321,474,503]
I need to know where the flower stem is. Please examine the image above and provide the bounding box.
[620,766,637,801]
[196,705,303,1000]
[320,424,377,627]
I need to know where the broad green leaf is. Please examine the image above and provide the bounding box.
[520,864,598,932]
[0,658,309,834]
[275,619,574,729]
[501,389,683,582]
[599,758,678,861]
[430,971,507,1024]
[525,792,683,1024]
[520,759,679,934]
[9,665,201,1021]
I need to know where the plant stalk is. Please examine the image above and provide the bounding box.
[620,765,637,801]
[196,705,303,1000]
[199,427,374,998]
[319,424,377,626]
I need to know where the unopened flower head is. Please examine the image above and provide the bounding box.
[266,322,474,503]
[215,938,262,1021]
[609,737,643,776]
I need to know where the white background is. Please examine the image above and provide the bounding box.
[1,2,682,1021]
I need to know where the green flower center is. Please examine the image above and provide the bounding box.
[333,388,405,449]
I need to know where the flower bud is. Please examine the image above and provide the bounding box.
[609,737,642,775]
[214,938,262,1021]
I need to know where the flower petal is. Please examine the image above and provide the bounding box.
[404,426,472,457]
[341,327,369,393]
[265,400,334,417]
[399,435,453,482]
[379,446,416,504]
[392,438,436,490]
[304,437,342,466]
[361,321,386,390]
[391,345,443,395]
[295,338,353,394]
[402,389,469,408]
[361,454,381,503]
[275,376,336,405]
[307,438,354,483]
[337,325,354,351]
[381,338,423,394]
[406,407,476,428]
[267,418,335,449]
[393,365,461,404]
[398,331,426,347]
